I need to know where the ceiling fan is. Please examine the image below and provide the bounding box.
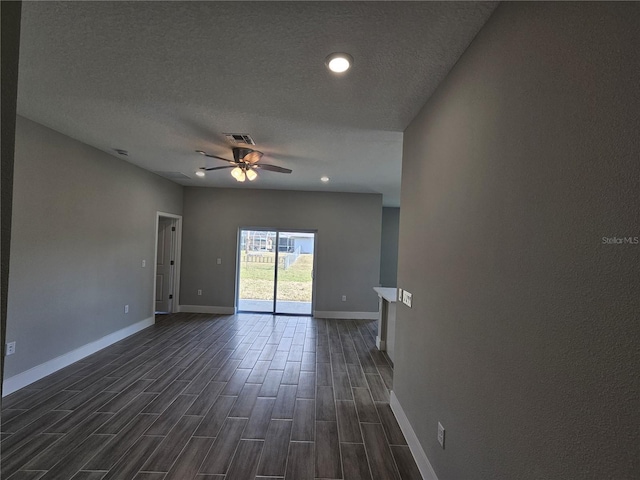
[196,147,292,182]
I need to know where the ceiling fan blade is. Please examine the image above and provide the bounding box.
[204,153,234,162]
[242,150,263,164]
[256,163,292,174]
[196,150,233,163]
[202,165,235,171]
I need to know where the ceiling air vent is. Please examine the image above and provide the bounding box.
[224,133,256,146]
[154,171,192,180]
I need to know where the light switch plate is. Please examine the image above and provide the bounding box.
[398,288,403,301]
[402,290,412,308]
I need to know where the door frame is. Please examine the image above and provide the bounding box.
[153,212,183,315]
[235,227,317,316]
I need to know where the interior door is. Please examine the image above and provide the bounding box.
[155,217,174,313]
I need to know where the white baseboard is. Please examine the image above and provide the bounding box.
[178,305,236,314]
[390,390,439,480]
[313,310,378,320]
[2,316,155,397]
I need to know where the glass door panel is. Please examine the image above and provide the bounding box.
[237,229,276,313]
[275,232,315,315]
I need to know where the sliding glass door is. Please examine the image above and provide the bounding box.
[275,231,315,315]
[237,230,276,313]
[237,229,315,315]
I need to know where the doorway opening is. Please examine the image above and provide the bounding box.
[236,229,316,315]
[154,213,182,315]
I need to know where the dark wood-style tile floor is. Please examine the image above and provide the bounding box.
[1,313,422,480]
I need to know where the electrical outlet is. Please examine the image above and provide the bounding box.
[124,305,129,314]
[341,295,347,302]
[438,422,445,448]
[402,290,412,308]
[142,259,146,267]
[216,258,222,265]
[398,288,403,301]
[6,341,16,356]
[197,289,202,296]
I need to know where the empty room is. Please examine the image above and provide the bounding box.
[1,2,638,480]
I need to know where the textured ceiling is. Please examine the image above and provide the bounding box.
[17,1,497,206]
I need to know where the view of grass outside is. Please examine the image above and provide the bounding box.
[239,253,313,302]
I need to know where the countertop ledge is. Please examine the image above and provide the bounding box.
[374,287,398,303]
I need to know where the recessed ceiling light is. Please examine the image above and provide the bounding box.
[321,176,330,182]
[195,170,205,177]
[325,53,353,73]
[195,150,206,155]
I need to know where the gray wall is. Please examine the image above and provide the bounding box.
[5,117,183,378]
[180,187,382,313]
[395,3,639,480]
[1,0,22,391]
[380,207,399,287]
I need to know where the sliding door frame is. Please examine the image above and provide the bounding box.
[235,227,317,316]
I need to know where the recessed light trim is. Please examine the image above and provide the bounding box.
[325,53,353,73]
[321,176,330,182]
[195,170,205,177]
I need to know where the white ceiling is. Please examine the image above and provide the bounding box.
[17,1,497,207]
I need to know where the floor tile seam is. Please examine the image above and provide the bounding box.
[4,382,83,420]
[243,437,267,477]
[342,320,385,480]
[143,425,197,476]
[1,389,44,410]
[323,321,344,479]
[361,417,403,480]
[2,393,86,436]
[275,394,300,480]
[29,415,114,474]
[198,417,248,476]
[75,433,140,474]
[118,430,166,479]
[0,420,69,458]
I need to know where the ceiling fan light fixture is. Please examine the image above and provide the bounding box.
[325,52,353,73]
[195,170,205,177]
[231,166,244,180]
[246,168,258,181]
[196,147,291,180]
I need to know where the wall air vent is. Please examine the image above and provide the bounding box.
[224,133,256,146]
[154,171,192,180]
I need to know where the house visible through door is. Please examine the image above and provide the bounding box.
[155,217,175,314]
[237,229,315,315]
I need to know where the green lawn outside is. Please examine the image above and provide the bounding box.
[239,253,313,301]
